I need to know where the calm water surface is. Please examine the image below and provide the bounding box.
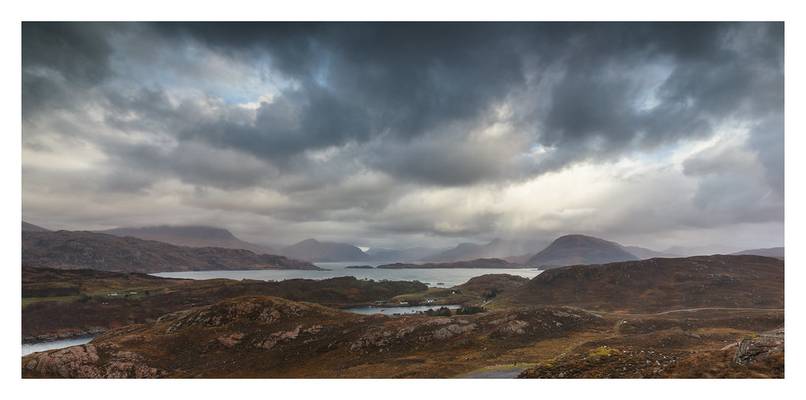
[22,336,94,356]
[152,262,542,287]
[345,304,462,315]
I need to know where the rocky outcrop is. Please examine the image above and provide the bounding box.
[733,327,784,365]
[22,344,163,378]
[22,296,605,378]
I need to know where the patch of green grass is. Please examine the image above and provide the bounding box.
[22,295,81,309]
[587,346,619,358]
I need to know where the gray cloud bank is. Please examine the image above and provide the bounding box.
[22,22,784,251]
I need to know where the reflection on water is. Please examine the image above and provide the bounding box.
[22,336,94,356]
[153,262,542,288]
[345,304,462,315]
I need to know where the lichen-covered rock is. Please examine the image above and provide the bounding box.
[433,323,477,340]
[23,344,101,378]
[496,320,529,335]
[734,327,784,365]
[217,332,245,348]
[258,325,302,350]
[22,344,163,378]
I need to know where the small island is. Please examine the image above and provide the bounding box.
[345,265,375,269]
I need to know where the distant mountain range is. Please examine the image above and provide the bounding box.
[98,225,273,254]
[21,220,783,270]
[663,244,742,256]
[623,245,678,259]
[364,246,444,262]
[280,238,368,262]
[527,234,639,268]
[424,239,546,263]
[22,230,320,273]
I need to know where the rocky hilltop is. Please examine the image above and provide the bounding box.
[527,234,638,268]
[22,230,319,273]
[99,225,273,254]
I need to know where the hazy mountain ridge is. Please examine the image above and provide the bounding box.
[280,238,369,262]
[624,245,678,259]
[425,239,546,263]
[99,225,273,254]
[364,246,444,262]
[22,230,320,273]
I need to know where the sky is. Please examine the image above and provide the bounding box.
[21,22,784,252]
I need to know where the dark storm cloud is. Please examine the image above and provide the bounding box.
[21,22,784,247]
[22,22,114,83]
[22,23,119,118]
[536,23,783,172]
[136,22,781,186]
[22,22,783,185]
[139,23,529,172]
[194,87,374,160]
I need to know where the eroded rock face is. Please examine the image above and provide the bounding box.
[217,332,245,348]
[161,297,339,334]
[23,344,100,378]
[102,350,162,378]
[258,325,302,350]
[495,320,529,335]
[433,323,477,340]
[349,316,476,353]
[734,327,784,365]
[486,308,603,339]
[22,344,162,378]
